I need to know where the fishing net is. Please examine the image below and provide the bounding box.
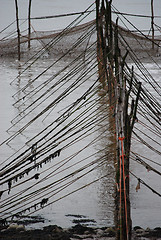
[0,15,160,61]
[0,19,97,58]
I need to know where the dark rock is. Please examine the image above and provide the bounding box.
[142,227,161,238]
[65,214,86,218]
[135,228,144,234]
[43,225,62,232]
[104,227,116,237]
[72,218,96,224]
[51,232,71,240]
[70,224,95,235]
[154,227,161,233]
[133,226,143,231]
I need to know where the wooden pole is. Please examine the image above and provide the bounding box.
[96,0,100,32]
[96,2,136,239]
[105,0,113,65]
[96,0,100,68]
[104,0,113,104]
[96,0,102,86]
[151,0,154,50]
[96,0,107,89]
[114,18,119,83]
[28,0,32,49]
[14,0,20,60]
[114,17,133,240]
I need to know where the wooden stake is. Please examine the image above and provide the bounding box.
[114,18,119,83]
[28,0,32,49]
[96,0,100,32]
[131,82,141,131]
[14,0,20,60]
[151,0,154,50]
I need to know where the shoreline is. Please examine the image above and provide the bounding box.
[0,223,161,240]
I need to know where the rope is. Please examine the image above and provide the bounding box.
[118,137,128,240]
[129,171,161,197]
[30,10,95,20]
[112,10,161,19]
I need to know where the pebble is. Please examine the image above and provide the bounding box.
[96,229,104,236]
[7,223,25,231]
[135,228,144,234]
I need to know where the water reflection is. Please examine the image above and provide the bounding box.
[1,53,160,230]
[94,94,116,227]
[0,56,116,229]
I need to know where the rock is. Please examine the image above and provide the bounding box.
[52,231,71,240]
[84,230,90,235]
[145,227,151,232]
[7,223,17,231]
[143,227,161,238]
[0,229,7,233]
[104,227,116,237]
[154,227,161,232]
[154,227,161,238]
[71,224,94,235]
[43,225,63,233]
[96,229,104,236]
[135,228,144,234]
[16,225,25,231]
[52,226,62,233]
[133,226,143,231]
[7,223,25,231]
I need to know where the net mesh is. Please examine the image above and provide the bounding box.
[0,18,160,61]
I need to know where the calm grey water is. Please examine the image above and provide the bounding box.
[0,54,115,229]
[0,0,161,230]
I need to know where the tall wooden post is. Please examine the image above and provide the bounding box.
[14,0,20,60]
[114,18,119,83]
[104,0,113,105]
[114,17,132,240]
[95,2,139,240]
[151,0,154,50]
[96,0,100,32]
[105,0,113,63]
[28,0,32,49]
[96,0,107,89]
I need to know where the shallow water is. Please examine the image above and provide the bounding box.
[130,63,161,229]
[0,54,161,230]
[0,54,116,229]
